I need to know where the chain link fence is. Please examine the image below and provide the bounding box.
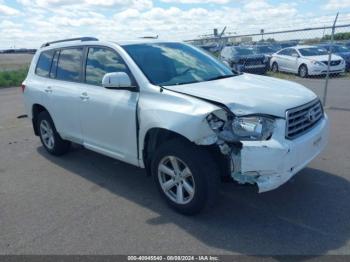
[186,16,350,110]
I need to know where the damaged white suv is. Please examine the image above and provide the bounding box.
[23,37,329,214]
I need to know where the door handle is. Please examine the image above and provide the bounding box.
[80,92,89,100]
[44,86,52,93]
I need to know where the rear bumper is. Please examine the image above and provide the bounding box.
[231,115,329,192]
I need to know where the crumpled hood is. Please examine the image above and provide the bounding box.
[165,73,317,117]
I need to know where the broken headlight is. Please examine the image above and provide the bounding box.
[232,116,275,141]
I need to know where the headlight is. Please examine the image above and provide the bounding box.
[311,60,324,66]
[232,116,275,141]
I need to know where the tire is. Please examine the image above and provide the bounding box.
[271,62,278,73]
[298,64,308,78]
[151,138,220,215]
[37,111,70,156]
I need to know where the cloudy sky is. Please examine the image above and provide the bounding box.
[0,0,350,49]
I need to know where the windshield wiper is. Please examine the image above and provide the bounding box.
[206,74,236,82]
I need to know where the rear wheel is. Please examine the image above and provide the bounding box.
[37,111,70,156]
[271,62,279,73]
[151,138,220,215]
[298,64,308,78]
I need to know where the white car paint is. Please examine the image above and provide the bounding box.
[23,39,329,193]
[270,45,346,76]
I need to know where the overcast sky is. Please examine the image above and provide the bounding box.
[0,0,350,49]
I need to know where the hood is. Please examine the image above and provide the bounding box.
[304,54,343,61]
[165,73,317,117]
[337,52,350,60]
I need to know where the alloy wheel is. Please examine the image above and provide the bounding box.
[40,120,55,149]
[158,156,195,205]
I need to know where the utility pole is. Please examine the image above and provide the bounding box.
[323,12,338,107]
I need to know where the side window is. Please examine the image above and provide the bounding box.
[290,49,299,57]
[56,48,83,82]
[85,47,130,86]
[35,50,55,77]
[278,49,290,56]
[50,51,59,78]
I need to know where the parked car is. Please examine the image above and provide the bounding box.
[23,38,329,214]
[220,46,268,74]
[279,41,298,49]
[270,45,346,77]
[197,43,221,54]
[251,45,281,68]
[253,45,280,55]
[318,44,350,71]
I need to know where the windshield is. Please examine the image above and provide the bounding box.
[122,42,234,86]
[333,45,350,53]
[298,47,328,56]
[257,46,275,53]
[232,47,254,55]
[320,45,350,53]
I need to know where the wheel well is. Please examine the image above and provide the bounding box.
[32,104,47,135]
[142,128,230,179]
[299,63,307,71]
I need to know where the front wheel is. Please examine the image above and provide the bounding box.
[151,138,220,215]
[298,64,308,78]
[271,62,279,73]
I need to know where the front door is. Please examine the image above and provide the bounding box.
[79,46,139,165]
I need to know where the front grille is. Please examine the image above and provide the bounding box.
[322,60,341,66]
[238,59,263,65]
[286,99,324,139]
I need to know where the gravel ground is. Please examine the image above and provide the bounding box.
[0,78,349,255]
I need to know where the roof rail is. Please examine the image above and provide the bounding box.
[41,37,99,48]
[139,35,159,39]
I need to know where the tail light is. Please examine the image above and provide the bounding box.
[21,84,26,93]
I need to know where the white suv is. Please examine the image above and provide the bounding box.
[23,37,329,214]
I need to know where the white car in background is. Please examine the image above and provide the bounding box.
[270,45,346,77]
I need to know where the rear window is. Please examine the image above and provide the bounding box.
[56,48,83,82]
[35,50,55,77]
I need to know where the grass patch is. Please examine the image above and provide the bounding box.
[266,70,350,80]
[0,68,28,88]
[266,71,299,80]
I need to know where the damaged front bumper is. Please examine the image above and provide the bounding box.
[230,115,329,193]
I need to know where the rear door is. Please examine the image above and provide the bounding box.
[78,46,139,165]
[46,47,85,143]
[33,50,56,116]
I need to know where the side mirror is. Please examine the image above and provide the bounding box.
[102,72,133,89]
